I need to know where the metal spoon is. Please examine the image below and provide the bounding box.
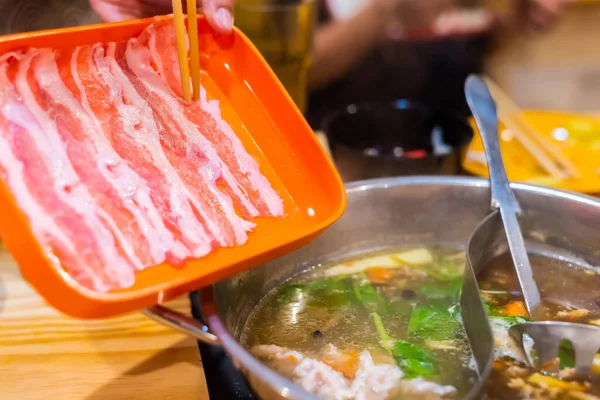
[509,321,600,376]
[465,75,600,378]
[465,75,541,316]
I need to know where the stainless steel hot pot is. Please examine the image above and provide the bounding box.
[144,176,600,400]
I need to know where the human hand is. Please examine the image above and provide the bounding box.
[89,0,235,34]
[521,0,575,31]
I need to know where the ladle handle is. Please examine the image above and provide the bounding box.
[142,305,221,347]
[465,75,542,315]
[465,75,521,215]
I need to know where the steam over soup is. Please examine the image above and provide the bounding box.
[242,247,478,400]
[241,247,600,400]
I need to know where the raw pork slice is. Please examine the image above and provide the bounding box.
[0,21,285,292]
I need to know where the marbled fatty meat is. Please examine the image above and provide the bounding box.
[0,21,284,292]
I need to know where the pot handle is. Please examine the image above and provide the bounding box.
[142,305,221,347]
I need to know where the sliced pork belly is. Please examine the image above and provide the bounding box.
[0,54,134,291]
[114,41,254,247]
[140,21,284,218]
[26,48,164,270]
[66,44,212,263]
[0,21,285,292]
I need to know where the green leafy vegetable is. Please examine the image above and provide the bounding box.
[372,313,437,378]
[558,340,575,369]
[352,275,387,314]
[481,298,511,317]
[276,278,355,308]
[388,300,413,316]
[372,312,395,351]
[392,340,436,365]
[276,284,309,303]
[401,358,437,379]
[277,273,390,311]
[490,315,532,326]
[408,303,460,341]
[419,277,463,300]
[307,278,349,292]
[481,297,491,314]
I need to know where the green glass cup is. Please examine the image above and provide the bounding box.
[235,0,317,113]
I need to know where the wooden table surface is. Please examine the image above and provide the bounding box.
[0,241,208,400]
[0,133,331,400]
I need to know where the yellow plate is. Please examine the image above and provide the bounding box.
[463,110,600,195]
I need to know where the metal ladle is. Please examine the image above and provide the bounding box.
[465,75,600,378]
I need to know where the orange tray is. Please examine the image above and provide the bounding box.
[463,110,600,195]
[0,16,346,318]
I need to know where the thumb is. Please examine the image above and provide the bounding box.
[201,0,235,34]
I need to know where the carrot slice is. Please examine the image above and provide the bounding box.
[503,300,528,317]
[367,267,394,284]
[321,350,360,379]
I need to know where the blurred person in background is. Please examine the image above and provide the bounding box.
[0,0,569,130]
[307,0,575,129]
[88,0,573,130]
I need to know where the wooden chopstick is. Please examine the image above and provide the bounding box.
[172,0,192,103]
[484,77,580,179]
[186,0,200,100]
[501,129,569,181]
[506,108,579,178]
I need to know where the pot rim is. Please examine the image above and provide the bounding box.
[199,175,600,399]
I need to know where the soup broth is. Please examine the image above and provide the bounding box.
[242,247,478,400]
[479,253,600,400]
[479,253,600,322]
[242,248,600,400]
